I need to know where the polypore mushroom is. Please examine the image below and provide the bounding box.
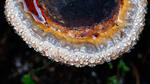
[5,0,147,67]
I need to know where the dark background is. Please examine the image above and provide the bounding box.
[0,0,150,84]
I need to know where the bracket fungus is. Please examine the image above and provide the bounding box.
[5,0,147,67]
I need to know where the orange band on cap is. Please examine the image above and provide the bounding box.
[20,0,130,44]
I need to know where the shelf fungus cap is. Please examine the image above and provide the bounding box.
[5,0,147,67]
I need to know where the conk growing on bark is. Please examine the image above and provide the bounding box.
[5,0,147,67]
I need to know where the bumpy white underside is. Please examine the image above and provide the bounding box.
[5,0,147,67]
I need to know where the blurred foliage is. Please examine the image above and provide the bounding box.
[108,62,113,70]
[21,74,36,84]
[107,59,130,84]
[107,76,119,84]
[32,63,49,72]
[118,60,130,71]
[21,62,49,84]
[118,59,130,76]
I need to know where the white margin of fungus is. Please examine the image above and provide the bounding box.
[5,0,147,67]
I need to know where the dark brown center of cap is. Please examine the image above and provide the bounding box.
[38,0,120,28]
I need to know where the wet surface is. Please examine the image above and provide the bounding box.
[0,0,150,84]
[37,0,120,27]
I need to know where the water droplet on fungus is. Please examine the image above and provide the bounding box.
[5,0,147,67]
